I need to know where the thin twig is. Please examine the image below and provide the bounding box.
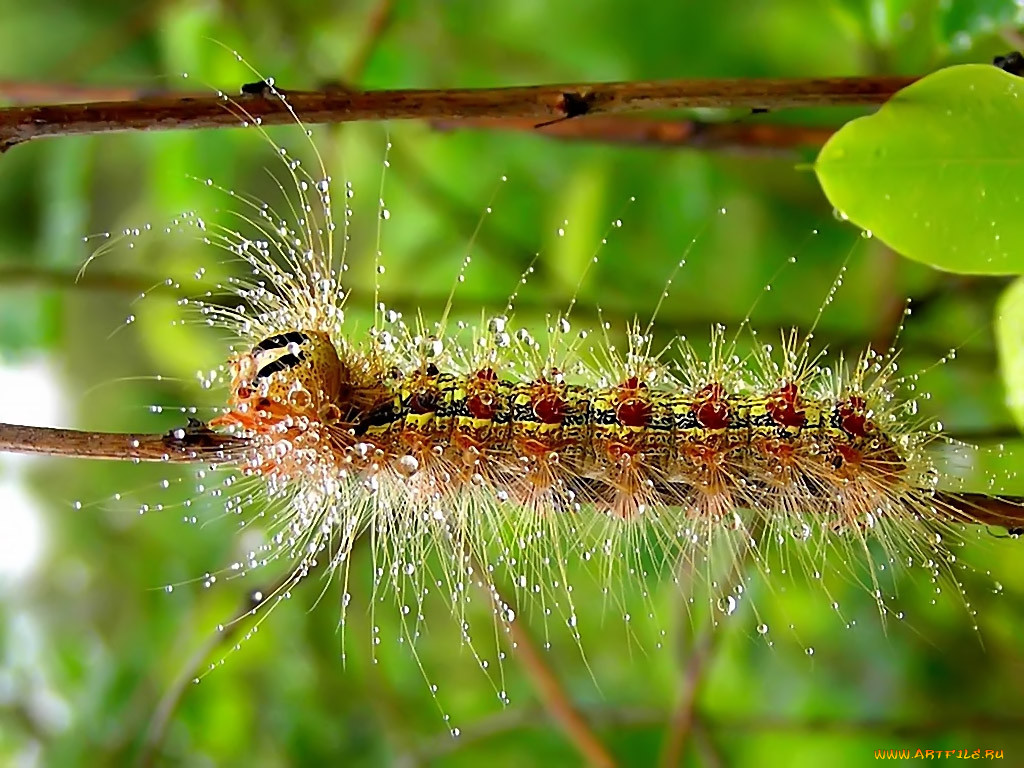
[938,491,1024,529]
[659,628,715,767]
[137,578,289,767]
[471,554,616,768]
[502,613,617,767]
[0,75,916,151]
[433,115,836,152]
[137,610,243,768]
[658,518,761,768]
[345,0,396,84]
[692,721,725,768]
[0,263,158,293]
[136,528,357,768]
[0,422,246,462]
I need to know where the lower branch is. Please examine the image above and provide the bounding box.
[0,422,1020,531]
[0,422,246,463]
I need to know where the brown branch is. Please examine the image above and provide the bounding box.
[2,422,1021,533]
[471,553,616,768]
[659,628,714,768]
[503,612,617,767]
[0,424,1020,530]
[433,115,836,152]
[938,492,1024,529]
[0,422,246,462]
[0,75,916,151]
[137,573,298,767]
[0,263,159,293]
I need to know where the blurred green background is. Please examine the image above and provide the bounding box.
[2,1,1024,766]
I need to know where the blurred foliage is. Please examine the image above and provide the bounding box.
[1,1,1024,767]
[996,277,1024,431]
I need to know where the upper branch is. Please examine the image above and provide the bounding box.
[0,75,916,151]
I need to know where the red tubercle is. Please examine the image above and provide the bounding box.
[692,381,730,430]
[466,367,500,420]
[837,395,872,438]
[475,367,498,381]
[616,398,651,428]
[835,442,863,468]
[534,394,566,424]
[766,381,807,429]
[621,375,642,391]
[530,376,566,425]
[467,392,497,420]
[615,374,650,427]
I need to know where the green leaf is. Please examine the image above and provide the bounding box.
[815,64,1024,275]
[996,276,1024,431]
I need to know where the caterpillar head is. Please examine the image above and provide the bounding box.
[214,329,346,432]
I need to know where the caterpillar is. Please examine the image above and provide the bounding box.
[78,62,1018,721]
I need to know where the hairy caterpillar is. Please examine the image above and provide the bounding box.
[77,61,1019,727]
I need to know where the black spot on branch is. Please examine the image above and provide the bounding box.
[994,51,1024,77]
[240,80,275,97]
[535,91,595,129]
[165,418,239,452]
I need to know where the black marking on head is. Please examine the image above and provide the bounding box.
[256,353,304,380]
[255,331,309,352]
